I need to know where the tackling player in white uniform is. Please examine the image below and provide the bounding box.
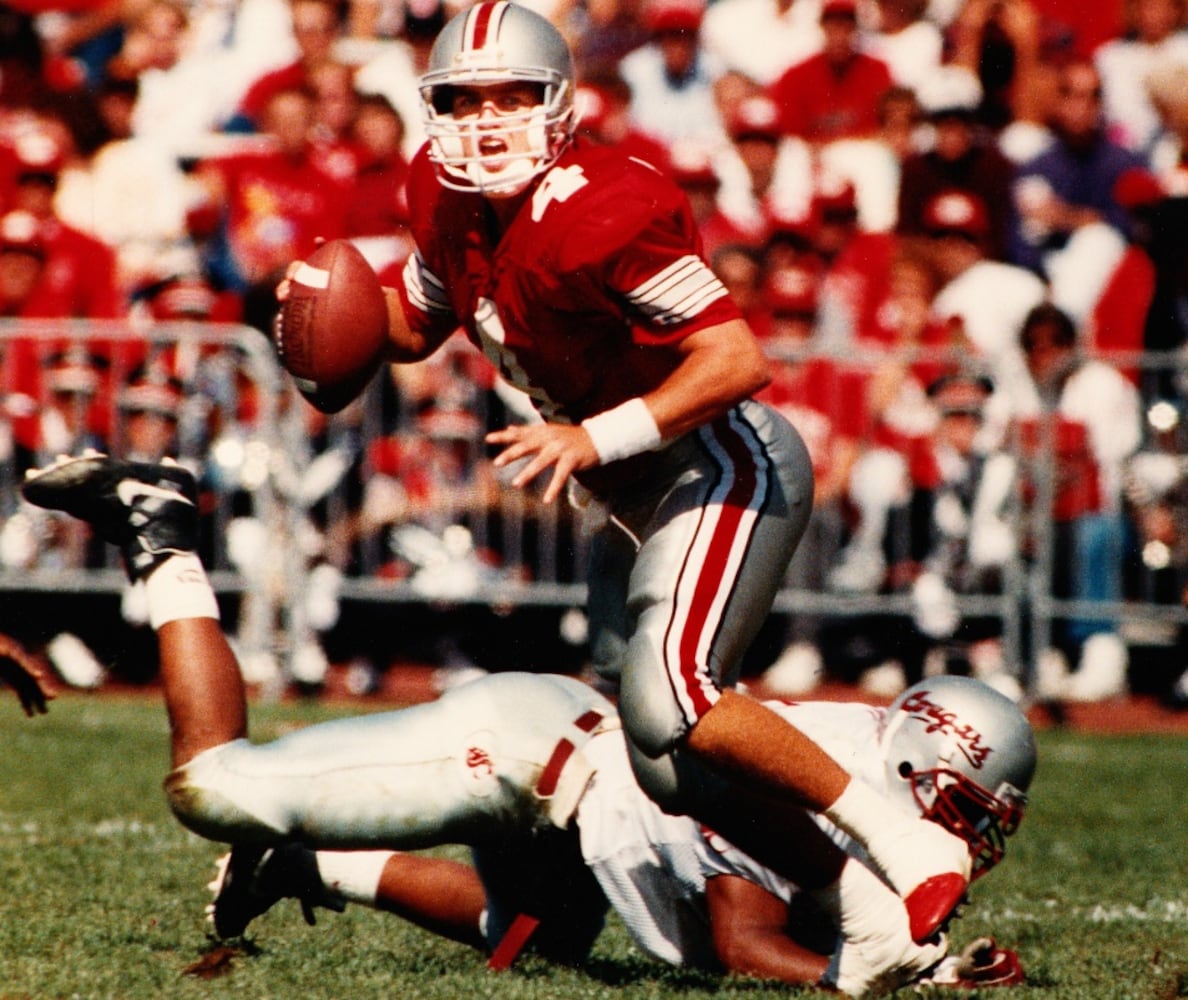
[21,453,1033,996]
[206,674,1032,995]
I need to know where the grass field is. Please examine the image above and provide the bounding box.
[0,691,1185,1000]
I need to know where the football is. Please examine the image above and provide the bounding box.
[275,239,389,413]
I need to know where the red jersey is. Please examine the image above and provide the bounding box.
[25,219,123,319]
[399,143,742,494]
[768,52,892,144]
[206,147,347,283]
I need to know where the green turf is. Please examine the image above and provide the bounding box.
[0,692,1184,999]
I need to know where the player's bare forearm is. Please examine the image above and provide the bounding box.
[644,319,770,440]
[706,875,830,985]
[382,287,450,363]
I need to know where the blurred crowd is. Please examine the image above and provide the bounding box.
[3,0,1188,708]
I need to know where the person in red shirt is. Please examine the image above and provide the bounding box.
[274,4,973,966]
[228,0,341,133]
[343,93,414,276]
[767,0,892,145]
[193,85,347,328]
[3,128,123,319]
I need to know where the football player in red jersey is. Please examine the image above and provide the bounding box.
[276,1,973,944]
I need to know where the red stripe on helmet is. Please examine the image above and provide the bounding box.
[466,1,507,52]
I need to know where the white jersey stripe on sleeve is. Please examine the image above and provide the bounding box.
[403,252,453,315]
[627,255,728,326]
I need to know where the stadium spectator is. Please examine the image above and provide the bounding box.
[810,174,898,351]
[669,143,754,262]
[1014,303,1142,703]
[700,0,824,88]
[714,93,812,249]
[767,0,892,146]
[37,347,109,460]
[0,210,48,321]
[115,365,184,463]
[52,73,201,295]
[813,82,918,234]
[191,85,348,330]
[275,1,976,937]
[572,68,674,174]
[308,59,365,181]
[2,125,124,319]
[754,261,865,695]
[1094,0,1188,156]
[904,373,1019,691]
[897,66,1015,261]
[826,249,953,596]
[924,189,1047,435]
[617,0,729,151]
[1009,59,1147,326]
[351,0,446,160]
[228,0,342,133]
[343,93,413,275]
[948,0,1044,134]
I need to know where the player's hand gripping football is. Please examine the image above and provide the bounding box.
[486,422,600,505]
[0,632,56,717]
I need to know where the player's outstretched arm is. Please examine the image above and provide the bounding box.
[0,632,56,717]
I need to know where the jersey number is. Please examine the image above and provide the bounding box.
[531,165,588,222]
[473,298,564,421]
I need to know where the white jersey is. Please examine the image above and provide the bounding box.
[575,699,892,967]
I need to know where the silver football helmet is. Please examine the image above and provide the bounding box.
[879,675,1037,879]
[419,1,576,196]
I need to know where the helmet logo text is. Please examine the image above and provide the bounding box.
[900,690,993,769]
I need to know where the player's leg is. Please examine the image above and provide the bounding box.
[209,845,487,946]
[21,455,613,848]
[612,403,970,941]
[171,670,612,844]
[20,452,244,766]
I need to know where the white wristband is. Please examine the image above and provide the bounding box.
[581,397,661,465]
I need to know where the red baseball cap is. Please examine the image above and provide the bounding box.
[821,0,858,19]
[643,0,705,33]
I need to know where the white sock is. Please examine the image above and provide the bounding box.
[145,553,220,630]
[314,850,393,907]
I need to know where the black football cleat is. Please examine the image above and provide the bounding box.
[21,450,199,582]
[207,844,343,939]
